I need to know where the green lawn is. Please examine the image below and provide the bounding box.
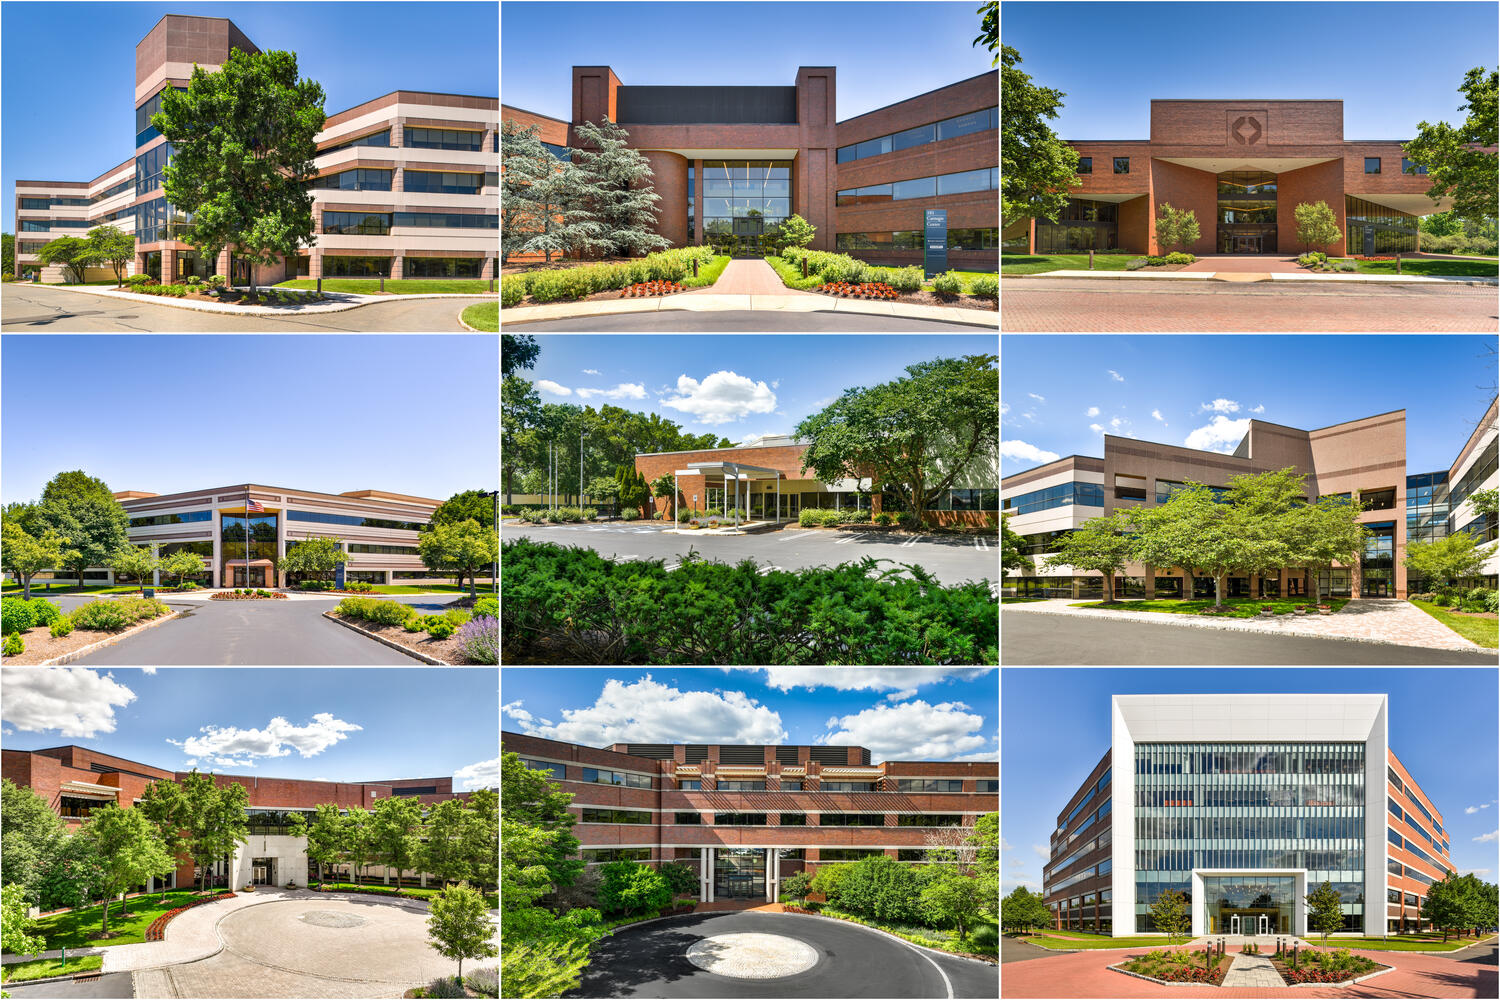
[1001,596,1048,604]
[28,891,212,950]
[1409,599,1498,648]
[1002,253,1140,275]
[461,301,498,331]
[763,254,825,289]
[1070,597,1350,618]
[1331,258,1499,278]
[679,254,731,288]
[273,278,497,295]
[367,583,496,595]
[809,906,996,957]
[1024,933,1182,949]
[310,881,498,909]
[2,955,105,983]
[1327,933,1495,951]
[2,583,140,596]
[46,280,125,286]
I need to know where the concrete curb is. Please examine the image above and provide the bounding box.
[22,282,497,316]
[1350,935,1498,954]
[36,610,180,665]
[320,611,445,664]
[500,293,997,328]
[0,971,106,988]
[1008,269,1498,286]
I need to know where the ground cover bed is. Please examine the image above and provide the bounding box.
[1,595,174,664]
[211,589,288,600]
[1,955,105,983]
[1408,598,1498,647]
[500,248,723,306]
[24,890,220,949]
[767,249,997,311]
[501,538,998,665]
[1116,946,1232,984]
[782,903,996,960]
[274,278,497,295]
[330,596,497,664]
[310,881,498,909]
[1001,252,1141,274]
[1070,597,1349,618]
[461,301,498,331]
[1268,945,1388,984]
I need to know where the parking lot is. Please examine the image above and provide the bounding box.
[501,521,999,590]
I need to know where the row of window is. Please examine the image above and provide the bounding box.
[515,756,992,793]
[129,510,212,527]
[1135,813,1365,841]
[286,510,426,531]
[20,219,95,231]
[136,142,173,198]
[836,106,998,163]
[834,228,999,252]
[345,544,419,555]
[405,170,495,194]
[1363,157,1429,175]
[319,127,495,155]
[1137,746,1362,775]
[135,87,186,146]
[836,166,998,206]
[1450,437,1498,514]
[23,179,135,211]
[591,811,968,827]
[581,766,654,788]
[402,256,486,278]
[1004,481,1105,515]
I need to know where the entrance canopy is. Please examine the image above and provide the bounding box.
[1154,156,1338,173]
[677,461,784,527]
[1191,870,1307,937]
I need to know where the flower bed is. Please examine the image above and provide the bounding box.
[1117,947,1231,984]
[621,280,683,297]
[144,892,236,942]
[1269,946,1388,984]
[819,281,898,299]
[211,589,288,600]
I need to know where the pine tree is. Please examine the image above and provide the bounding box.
[502,121,606,263]
[569,118,671,257]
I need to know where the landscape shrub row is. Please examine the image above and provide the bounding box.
[1418,233,1498,255]
[799,508,873,526]
[1415,586,1498,613]
[505,247,717,304]
[210,589,288,600]
[336,597,497,662]
[1126,253,1197,270]
[790,856,997,953]
[516,506,599,523]
[3,595,169,639]
[501,538,998,664]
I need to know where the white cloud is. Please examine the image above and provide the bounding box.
[1000,440,1060,464]
[1475,829,1499,843]
[1251,404,1265,414]
[759,668,990,694]
[1151,409,1165,423]
[1199,398,1240,413]
[1184,415,1251,453]
[1021,410,1037,421]
[582,368,601,375]
[1086,406,1099,417]
[509,676,787,747]
[1032,844,1050,860]
[1028,393,1046,403]
[886,689,918,702]
[1108,369,1125,382]
[166,713,361,768]
[1001,837,1013,852]
[1089,423,1104,433]
[576,382,647,400]
[140,667,158,675]
[1461,868,1493,877]
[453,756,500,790]
[818,699,991,763]
[2,668,137,738]
[1000,402,1010,415]
[658,370,777,425]
[771,380,780,389]
[1109,416,1124,431]
[1008,857,1027,868]
[534,379,572,396]
[501,700,533,724]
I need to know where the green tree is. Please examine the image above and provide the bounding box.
[502,120,606,263]
[1155,203,1201,254]
[76,225,136,286]
[422,798,479,888]
[501,937,592,1000]
[1,232,14,276]
[973,0,997,65]
[1294,200,1342,254]
[154,48,326,298]
[613,465,650,514]
[597,860,672,916]
[502,334,540,378]
[570,118,670,257]
[781,871,812,905]
[367,795,425,887]
[921,867,987,939]
[426,881,498,982]
[1405,67,1498,220]
[1150,888,1189,943]
[1043,509,1136,604]
[278,535,346,585]
[1132,483,1233,607]
[796,355,997,525]
[502,375,543,505]
[1284,493,1367,605]
[107,544,159,590]
[836,856,921,923]
[432,490,497,530]
[34,236,89,283]
[1,778,66,904]
[970,812,1000,912]
[1466,485,1498,518]
[585,475,621,508]
[809,862,855,906]
[80,803,174,935]
[2,884,44,959]
[159,548,208,588]
[1002,514,1029,578]
[500,753,583,890]
[1305,879,1345,946]
[288,803,351,885]
[35,832,104,913]
[762,213,816,256]
[1419,870,1466,941]
[1,522,69,600]
[466,788,499,891]
[418,518,498,597]
[36,471,130,593]
[657,861,697,898]
[1001,46,1081,237]
[649,474,678,512]
[172,771,250,893]
[1000,886,1052,934]
[1405,532,1496,590]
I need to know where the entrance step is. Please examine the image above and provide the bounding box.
[1210,273,1273,282]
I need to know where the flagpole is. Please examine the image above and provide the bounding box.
[245,492,250,587]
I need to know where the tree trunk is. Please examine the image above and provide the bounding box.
[1102,573,1115,604]
[22,575,31,600]
[1215,573,1226,608]
[101,894,110,935]
[1309,569,1321,606]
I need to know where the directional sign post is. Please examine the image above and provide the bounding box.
[923,209,948,279]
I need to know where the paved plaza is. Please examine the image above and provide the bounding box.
[503,521,999,589]
[1001,279,1498,331]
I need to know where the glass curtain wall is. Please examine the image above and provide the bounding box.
[1134,742,1366,933]
[1361,522,1396,596]
[1217,171,1277,253]
[1406,473,1450,591]
[701,161,790,252]
[1034,198,1118,253]
[1345,196,1418,254]
[714,848,766,898]
[221,514,278,587]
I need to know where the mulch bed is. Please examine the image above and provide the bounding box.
[1267,953,1391,985]
[899,290,996,311]
[0,612,178,665]
[1130,263,1191,272]
[329,614,464,664]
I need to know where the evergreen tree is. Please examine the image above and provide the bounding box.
[501,121,605,263]
[569,118,671,256]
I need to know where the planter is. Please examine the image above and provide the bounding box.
[1318,609,1333,615]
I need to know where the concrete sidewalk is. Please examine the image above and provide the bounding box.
[1010,269,1497,286]
[685,258,813,296]
[19,282,497,316]
[501,292,996,327]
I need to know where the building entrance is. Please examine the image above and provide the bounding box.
[714,848,765,899]
[252,858,275,886]
[1234,235,1262,254]
[233,566,269,588]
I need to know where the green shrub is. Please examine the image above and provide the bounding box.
[24,599,62,628]
[1125,257,1149,270]
[2,632,22,656]
[798,509,820,527]
[1163,252,1195,265]
[886,267,923,292]
[621,509,639,521]
[472,596,499,619]
[898,512,921,530]
[424,976,467,999]
[344,580,375,593]
[1433,594,1452,607]
[337,596,380,619]
[930,271,964,296]
[403,618,424,633]
[2,598,36,635]
[838,507,872,524]
[426,617,456,640]
[208,274,226,288]
[69,601,130,631]
[598,860,672,916]
[124,274,153,287]
[875,512,894,526]
[366,601,415,627]
[836,856,922,923]
[50,617,74,638]
[500,276,525,306]
[809,863,855,905]
[968,273,998,297]
[969,924,999,948]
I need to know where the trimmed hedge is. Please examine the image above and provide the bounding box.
[507,247,716,304]
[501,538,997,664]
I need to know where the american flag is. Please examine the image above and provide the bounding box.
[246,499,265,513]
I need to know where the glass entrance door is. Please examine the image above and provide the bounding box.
[233,567,267,588]
[1235,235,1262,254]
[714,849,765,899]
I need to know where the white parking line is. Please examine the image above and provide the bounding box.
[834,534,860,545]
[977,536,989,551]
[664,562,681,573]
[901,534,921,548]
[757,565,777,575]
[775,532,803,543]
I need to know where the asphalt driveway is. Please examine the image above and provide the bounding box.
[2,973,135,998]
[502,521,998,589]
[61,594,461,665]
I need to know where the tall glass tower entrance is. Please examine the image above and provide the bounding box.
[1202,875,1295,934]
[1217,170,1278,253]
[714,848,765,899]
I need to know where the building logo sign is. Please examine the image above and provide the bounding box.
[1231,115,1263,146]
[924,209,947,279]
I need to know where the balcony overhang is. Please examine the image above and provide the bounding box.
[1154,155,1340,173]
[59,781,120,800]
[1072,192,1145,204]
[1348,192,1452,216]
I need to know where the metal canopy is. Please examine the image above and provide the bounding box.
[676,462,783,528]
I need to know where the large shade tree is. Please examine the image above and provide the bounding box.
[36,471,130,591]
[1043,509,1136,604]
[1405,67,1498,220]
[568,118,669,257]
[1001,45,1080,238]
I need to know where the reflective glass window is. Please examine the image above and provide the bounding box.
[937,109,992,141]
[403,170,484,194]
[405,127,484,151]
[892,123,934,150]
[938,168,992,196]
[1365,157,1381,174]
[321,256,393,277]
[1402,157,1428,175]
[323,211,391,235]
[311,168,393,191]
[403,257,483,278]
[20,198,49,211]
[1113,157,1129,174]
[892,176,936,200]
[392,212,498,229]
[130,510,211,527]
[323,129,391,154]
[1078,157,1092,174]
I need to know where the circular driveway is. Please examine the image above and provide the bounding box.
[134,898,457,998]
[565,911,997,998]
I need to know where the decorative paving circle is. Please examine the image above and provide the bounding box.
[298,909,367,928]
[685,932,819,979]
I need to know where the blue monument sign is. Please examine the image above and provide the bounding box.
[923,209,948,279]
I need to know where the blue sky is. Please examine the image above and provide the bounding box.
[1000,668,1500,894]
[0,335,498,504]
[1001,2,1496,143]
[501,1,995,124]
[502,668,998,764]
[0,1,498,233]
[1001,335,1497,474]
[522,334,997,445]
[1,667,500,787]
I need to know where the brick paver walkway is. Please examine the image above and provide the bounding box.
[1003,599,1483,651]
[686,258,816,296]
[1222,953,1285,987]
[1002,280,1498,331]
[1180,256,1307,273]
[1002,946,1494,997]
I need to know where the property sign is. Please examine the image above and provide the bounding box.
[924,209,947,279]
[335,562,346,590]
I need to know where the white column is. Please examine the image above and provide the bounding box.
[776,475,780,523]
[211,508,222,587]
[767,848,778,902]
[151,540,160,587]
[707,848,715,902]
[700,848,709,902]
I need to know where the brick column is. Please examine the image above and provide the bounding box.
[481,256,496,279]
[393,166,404,194]
[216,249,232,283]
[161,248,176,284]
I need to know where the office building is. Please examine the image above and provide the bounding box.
[1043,694,1452,937]
[1003,99,1461,257]
[14,15,498,283]
[502,732,997,902]
[501,67,998,268]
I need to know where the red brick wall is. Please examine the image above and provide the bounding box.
[1150,159,1217,255]
[1118,194,1150,254]
[1278,159,1347,255]
[635,444,821,516]
[1149,101,1343,146]
[641,151,689,247]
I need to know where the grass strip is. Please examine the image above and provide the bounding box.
[1409,599,1498,648]
[797,906,996,957]
[2,955,105,983]
[679,254,731,288]
[1339,258,1499,278]
[1001,253,1141,275]
[28,891,212,950]
[461,301,498,331]
[1070,597,1349,618]
[763,254,825,289]
[273,278,496,295]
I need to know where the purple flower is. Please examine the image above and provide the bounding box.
[456,615,497,664]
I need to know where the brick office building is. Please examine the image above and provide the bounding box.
[502,732,997,903]
[1003,399,1500,600]
[501,67,997,268]
[2,745,471,892]
[1043,694,1452,937]
[1003,99,1468,257]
